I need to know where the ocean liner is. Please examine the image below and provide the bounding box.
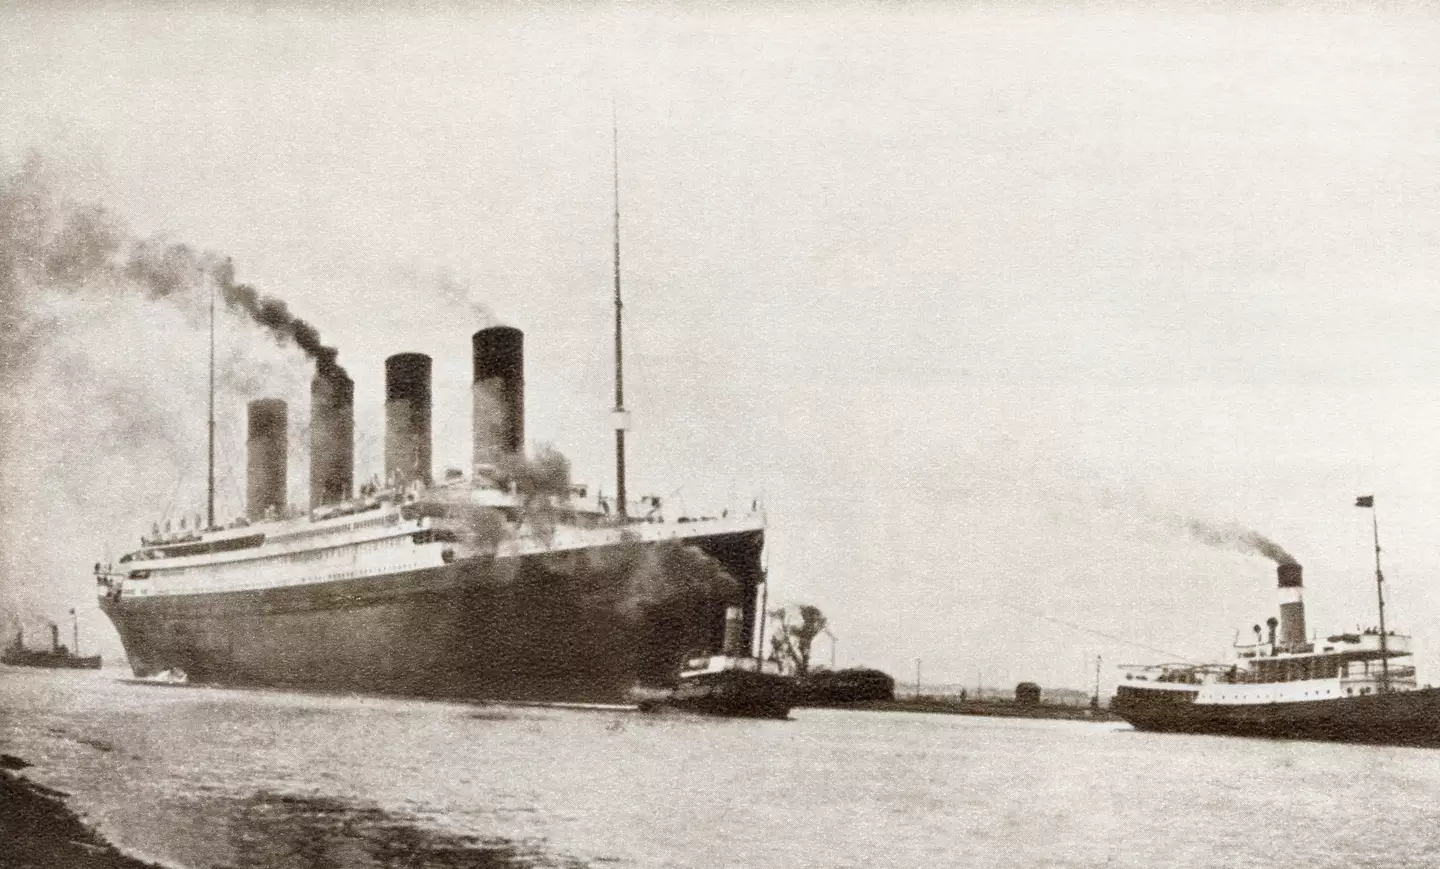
[1112,500,1440,747]
[95,140,767,705]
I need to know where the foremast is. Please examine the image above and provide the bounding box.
[206,266,216,530]
[611,103,629,521]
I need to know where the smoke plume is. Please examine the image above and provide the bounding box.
[616,541,742,618]
[1182,519,1297,566]
[0,153,324,631]
[212,258,345,381]
[3,154,345,381]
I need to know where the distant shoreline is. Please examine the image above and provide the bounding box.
[813,698,1120,722]
[0,754,166,869]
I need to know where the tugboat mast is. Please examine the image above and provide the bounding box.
[611,104,628,521]
[1372,505,1389,692]
[1357,494,1388,692]
[206,267,216,530]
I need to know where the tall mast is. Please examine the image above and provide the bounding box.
[206,268,216,530]
[611,102,628,520]
[1357,495,1388,692]
[1373,507,1389,692]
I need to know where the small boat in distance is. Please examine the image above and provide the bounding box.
[2,615,102,671]
[640,606,796,719]
[1112,497,1440,747]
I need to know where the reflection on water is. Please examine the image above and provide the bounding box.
[219,791,579,869]
[7,667,1440,869]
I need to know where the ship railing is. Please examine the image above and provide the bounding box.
[681,655,780,676]
[1117,662,1232,685]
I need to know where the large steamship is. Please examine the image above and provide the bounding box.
[1112,509,1440,747]
[96,140,767,705]
[97,328,764,703]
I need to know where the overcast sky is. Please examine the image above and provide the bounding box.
[3,0,1439,692]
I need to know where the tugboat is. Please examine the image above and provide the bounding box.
[1112,497,1440,747]
[641,605,796,719]
[2,613,102,670]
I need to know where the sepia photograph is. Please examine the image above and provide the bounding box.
[2,1,1439,867]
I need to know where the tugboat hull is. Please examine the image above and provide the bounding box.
[663,669,796,720]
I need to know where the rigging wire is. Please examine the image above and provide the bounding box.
[992,600,1200,663]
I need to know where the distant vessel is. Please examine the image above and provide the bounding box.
[2,617,101,670]
[94,129,766,705]
[642,605,796,719]
[1113,500,1440,747]
[796,668,896,705]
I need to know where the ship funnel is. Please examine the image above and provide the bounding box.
[49,623,59,652]
[246,398,289,521]
[309,371,354,507]
[722,605,744,656]
[384,353,432,488]
[1277,563,1307,651]
[471,326,524,482]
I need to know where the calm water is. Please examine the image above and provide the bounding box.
[4,666,1440,869]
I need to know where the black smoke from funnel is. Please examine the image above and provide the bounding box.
[1183,519,1297,566]
[210,259,346,381]
[0,161,347,384]
[0,156,338,632]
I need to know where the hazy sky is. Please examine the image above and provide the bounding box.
[3,1,1439,692]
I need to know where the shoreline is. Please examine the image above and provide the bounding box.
[0,754,166,869]
[812,698,1120,722]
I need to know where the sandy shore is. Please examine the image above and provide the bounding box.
[0,754,166,869]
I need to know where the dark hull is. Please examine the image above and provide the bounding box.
[1,652,102,670]
[658,669,795,720]
[1113,685,1440,747]
[99,529,763,705]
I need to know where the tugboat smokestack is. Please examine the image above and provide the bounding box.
[471,326,524,479]
[246,398,288,521]
[722,605,744,656]
[384,353,432,487]
[1277,563,1307,651]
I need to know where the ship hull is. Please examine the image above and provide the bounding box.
[99,529,763,705]
[1113,685,1440,748]
[1,652,102,670]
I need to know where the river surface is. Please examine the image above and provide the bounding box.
[4,666,1439,868]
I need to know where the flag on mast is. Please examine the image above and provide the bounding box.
[1355,495,1374,508]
